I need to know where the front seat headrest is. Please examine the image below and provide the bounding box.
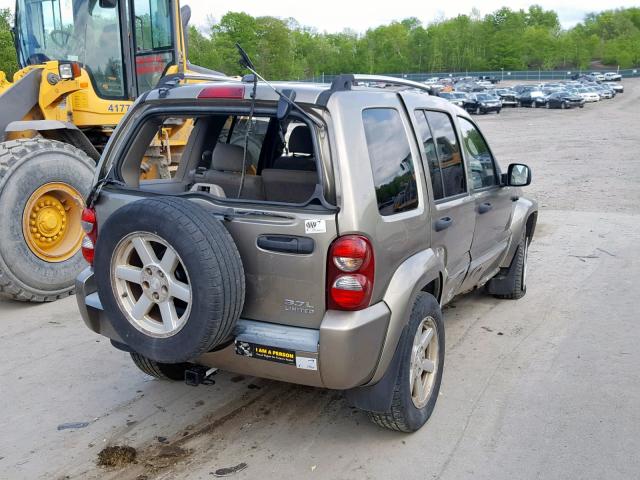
[288,125,313,155]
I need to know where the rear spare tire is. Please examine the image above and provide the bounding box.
[94,197,245,363]
[0,139,94,302]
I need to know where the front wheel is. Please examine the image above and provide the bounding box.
[0,139,95,302]
[475,106,481,115]
[368,293,445,432]
[561,102,567,110]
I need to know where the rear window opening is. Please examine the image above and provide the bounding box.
[116,110,333,208]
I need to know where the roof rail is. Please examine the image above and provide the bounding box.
[316,74,431,106]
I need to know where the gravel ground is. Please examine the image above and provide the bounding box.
[0,80,639,480]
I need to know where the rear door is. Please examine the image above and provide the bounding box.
[224,207,338,330]
[404,99,476,304]
[218,115,337,330]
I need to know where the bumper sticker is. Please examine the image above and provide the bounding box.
[305,219,326,234]
[296,357,318,371]
[235,341,295,366]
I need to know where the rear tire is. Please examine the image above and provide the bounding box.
[130,352,190,381]
[0,139,95,302]
[368,293,445,432]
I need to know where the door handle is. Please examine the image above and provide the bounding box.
[435,217,453,232]
[478,202,493,214]
[257,235,315,254]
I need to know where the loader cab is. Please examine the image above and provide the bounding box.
[14,0,182,100]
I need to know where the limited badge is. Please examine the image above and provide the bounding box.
[305,219,326,234]
[235,341,296,366]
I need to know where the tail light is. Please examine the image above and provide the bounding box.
[81,207,97,265]
[327,235,374,311]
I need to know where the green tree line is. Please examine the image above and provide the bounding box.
[188,5,640,80]
[1,5,639,82]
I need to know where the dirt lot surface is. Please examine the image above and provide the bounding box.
[1,80,639,480]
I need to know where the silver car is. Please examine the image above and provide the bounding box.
[76,74,537,433]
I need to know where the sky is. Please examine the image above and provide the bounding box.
[1,0,637,32]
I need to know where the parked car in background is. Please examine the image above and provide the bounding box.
[595,85,614,99]
[493,88,518,107]
[576,88,600,102]
[438,91,467,108]
[464,93,502,114]
[543,91,585,109]
[604,72,622,81]
[604,82,624,93]
[516,90,544,107]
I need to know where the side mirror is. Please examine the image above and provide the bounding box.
[505,163,531,187]
[99,0,117,8]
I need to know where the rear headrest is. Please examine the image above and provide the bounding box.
[211,143,245,172]
[288,125,313,155]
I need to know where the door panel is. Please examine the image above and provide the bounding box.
[224,209,338,329]
[456,117,513,289]
[400,95,475,304]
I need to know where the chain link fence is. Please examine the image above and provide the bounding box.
[308,68,639,83]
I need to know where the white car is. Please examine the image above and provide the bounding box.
[604,72,622,81]
[577,89,600,102]
[604,82,624,93]
[593,73,606,81]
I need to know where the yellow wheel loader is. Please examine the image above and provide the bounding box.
[0,0,226,302]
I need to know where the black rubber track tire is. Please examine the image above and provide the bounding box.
[94,196,245,363]
[369,293,445,433]
[491,230,528,300]
[130,352,190,381]
[0,139,95,302]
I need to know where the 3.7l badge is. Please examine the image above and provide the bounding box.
[284,299,315,314]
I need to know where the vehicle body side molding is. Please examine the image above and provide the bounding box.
[367,248,443,384]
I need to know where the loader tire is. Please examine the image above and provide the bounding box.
[0,139,94,302]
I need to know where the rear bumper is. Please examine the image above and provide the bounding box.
[75,268,391,390]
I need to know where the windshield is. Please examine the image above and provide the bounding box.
[16,0,125,98]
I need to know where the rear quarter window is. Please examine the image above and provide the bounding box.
[362,108,419,216]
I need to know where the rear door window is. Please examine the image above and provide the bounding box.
[417,110,467,199]
[362,108,419,216]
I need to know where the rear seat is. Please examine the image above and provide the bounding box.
[261,169,317,203]
[262,125,318,203]
[194,143,264,200]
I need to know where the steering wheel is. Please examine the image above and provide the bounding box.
[49,29,75,48]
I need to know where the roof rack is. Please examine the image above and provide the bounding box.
[316,74,431,106]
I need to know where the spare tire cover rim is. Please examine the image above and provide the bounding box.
[110,232,192,338]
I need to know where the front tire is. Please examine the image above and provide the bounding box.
[0,139,94,302]
[488,230,529,300]
[368,293,445,432]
